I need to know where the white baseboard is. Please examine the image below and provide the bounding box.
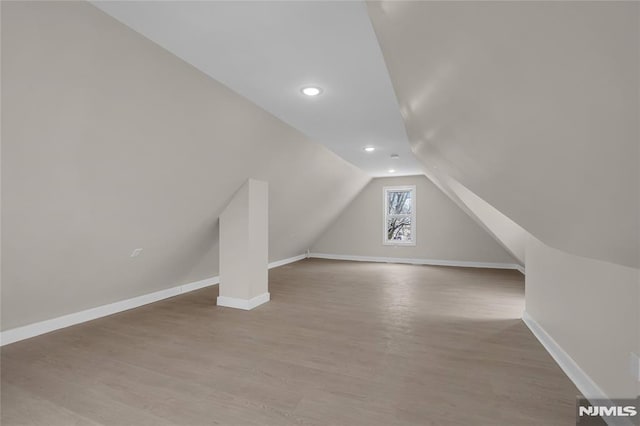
[180,276,220,293]
[522,311,604,398]
[522,312,630,426]
[268,253,307,269]
[0,276,220,347]
[217,292,270,310]
[1,254,307,346]
[309,252,524,272]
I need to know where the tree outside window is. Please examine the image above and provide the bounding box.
[383,186,416,245]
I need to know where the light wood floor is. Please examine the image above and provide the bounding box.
[1,259,579,425]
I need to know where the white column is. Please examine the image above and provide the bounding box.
[217,179,269,310]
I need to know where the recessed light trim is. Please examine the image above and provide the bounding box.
[388,169,396,173]
[364,146,375,152]
[301,86,322,97]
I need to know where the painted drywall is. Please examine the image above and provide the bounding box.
[525,237,639,398]
[421,167,529,266]
[219,179,268,301]
[368,1,639,269]
[368,1,640,402]
[312,175,516,264]
[1,1,370,330]
[90,1,424,177]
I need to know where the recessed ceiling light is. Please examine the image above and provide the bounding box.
[301,86,322,96]
[388,169,396,173]
[364,146,375,152]
[390,154,399,159]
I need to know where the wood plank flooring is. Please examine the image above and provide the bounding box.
[1,259,579,425]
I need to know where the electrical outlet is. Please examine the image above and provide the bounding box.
[130,248,143,258]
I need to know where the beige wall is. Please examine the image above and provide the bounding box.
[368,1,639,269]
[1,1,370,330]
[526,237,639,398]
[369,1,640,402]
[428,171,529,265]
[312,175,516,264]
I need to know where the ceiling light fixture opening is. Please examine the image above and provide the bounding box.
[301,86,322,97]
[364,146,375,152]
[388,169,396,173]
[390,154,399,159]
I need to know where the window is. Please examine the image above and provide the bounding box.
[383,185,416,245]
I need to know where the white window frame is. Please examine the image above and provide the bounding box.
[383,185,416,246]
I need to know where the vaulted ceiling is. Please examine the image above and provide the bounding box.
[2,0,372,329]
[92,1,423,177]
[93,0,638,268]
[368,1,639,268]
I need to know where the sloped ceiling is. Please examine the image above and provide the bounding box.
[91,1,424,177]
[1,1,370,329]
[4,0,637,332]
[367,1,639,268]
